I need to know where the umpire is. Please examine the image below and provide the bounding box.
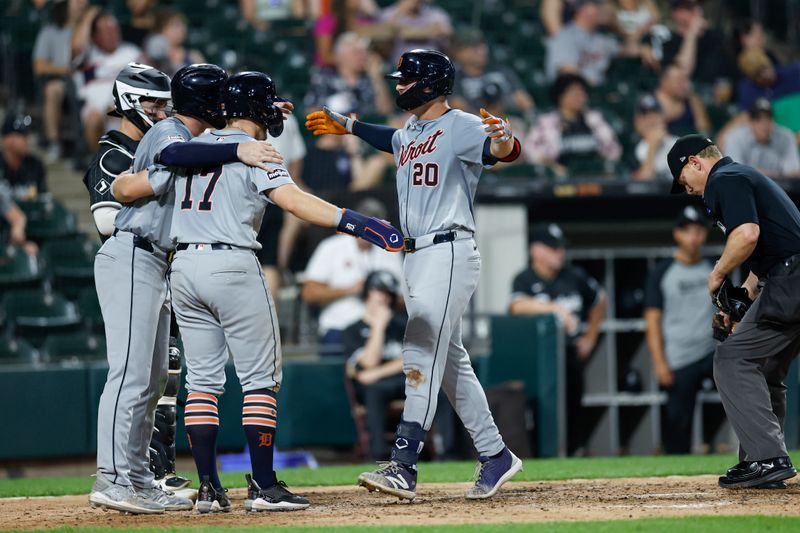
[668,134,800,488]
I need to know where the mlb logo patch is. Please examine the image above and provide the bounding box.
[94,179,111,194]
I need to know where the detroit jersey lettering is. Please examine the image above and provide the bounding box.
[391,109,489,237]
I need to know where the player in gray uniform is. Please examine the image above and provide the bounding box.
[307,49,523,500]
[165,72,403,513]
[90,64,284,515]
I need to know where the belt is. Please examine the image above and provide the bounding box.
[403,230,472,253]
[176,243,236,251]
[113,228,154,253]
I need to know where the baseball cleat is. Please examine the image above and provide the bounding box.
[718,456,796,489]
[244,474,310,512]
[465,447,523,499]
[134,485,193,511]
[160,473,192,491]
[358,461,417,500]
[88,477,164,515]
[195,476,231,514]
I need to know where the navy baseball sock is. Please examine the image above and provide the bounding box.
[242,389,278,488]
[390,419,426,469]
[185,392,222,489]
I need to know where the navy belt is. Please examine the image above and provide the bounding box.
[176,243,235,251]
[113,228,154,253]
[403,231,457,253]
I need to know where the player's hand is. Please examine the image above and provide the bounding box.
[372,304,392,328]
[275,100,294,120]
[480,108,513,143]
[305,107,354,136]
[237,141,284,170]
[654,361,674,388]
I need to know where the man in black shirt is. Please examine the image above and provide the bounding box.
[509,223,607,455]
[668,134,800,488]
[0,115,47,201]
[343,270,407,461]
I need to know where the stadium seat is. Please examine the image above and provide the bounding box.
[76,288,104,334]
[0,245,43,289]
[1,289,81,346]
[17,199,79,241]
[42,236,99,299]
[0,336,38,365]
[40,332,106,363]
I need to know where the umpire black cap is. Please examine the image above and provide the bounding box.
[220,71,285,137]
[667,134,715,194]
[386,49,455,111]
[171,63,228,129]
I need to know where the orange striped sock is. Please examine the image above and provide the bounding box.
[185,391,221,488]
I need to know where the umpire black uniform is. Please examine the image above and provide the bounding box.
[668,134,800,488]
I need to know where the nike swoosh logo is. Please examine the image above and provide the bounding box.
[386,475,409,490]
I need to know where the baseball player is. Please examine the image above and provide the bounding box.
[83,62,193,496]
[90,63,283,515]
[306,49,523,500]
[165,71,403,513]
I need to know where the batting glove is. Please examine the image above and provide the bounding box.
[480,108,513,143]
[305,106,355,136]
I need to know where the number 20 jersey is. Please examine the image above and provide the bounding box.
[390,109,491,239]
[169,130,294,250]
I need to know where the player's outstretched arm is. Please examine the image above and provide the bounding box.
[112,169,154,203]
[480,108,521,162]
[156,140,284,171]
[305,107,396,154]
[268,184,404,252]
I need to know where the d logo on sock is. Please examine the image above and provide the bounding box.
[258,432,273,447]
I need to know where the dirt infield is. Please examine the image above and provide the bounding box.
[2,475,798,530]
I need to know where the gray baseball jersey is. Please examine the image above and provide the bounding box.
[115,116,189,249]
[391,109,488,237]
[170,130,294,249]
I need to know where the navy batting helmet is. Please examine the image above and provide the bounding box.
[219,71,284,138]
[386,49,455,111]
[171,63,228,129]
[109,63,172,134]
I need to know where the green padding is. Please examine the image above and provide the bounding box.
[486,315,562,457]
[773,93,800,133]
[0,367,90,460]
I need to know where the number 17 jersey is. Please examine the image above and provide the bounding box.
[391,109,491,238]
[170,130,294,250]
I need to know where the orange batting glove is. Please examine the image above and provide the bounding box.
[305,106,355,136]
[480,108,513,143]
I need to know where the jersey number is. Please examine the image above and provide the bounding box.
[181,166,222,211]
[411,162,439,187]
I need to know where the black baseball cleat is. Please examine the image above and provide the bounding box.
[195,476,231,514]
[718,456,797,488]
[244,474,310,512]
[160,474,192,491]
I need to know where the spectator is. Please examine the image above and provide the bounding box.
[736,49,800,112]
[611,0,659,54]
[0,115,47,201]
[302,127,390,193]
[73,11,141,153]
[644,206,717,454]
[641,0,728,85]
[654,63,711,136]
[540,0,566,37]
[343,270,406,460]
[450,29,535,120]
[722,98,800,178]
[301,198,403,356]
[304,32,393,117]
[144,8,204,78]
[241,0,308,33]
[0,180,37,256]
[732,19,780,74]
[378,0,452,64]
[509,223,606,455]
[120,0,157,47]
[32,0,88,163]
[545,0,621,86]
[313,0,379,67]
[524,73,621,178]
[632,94,678,182]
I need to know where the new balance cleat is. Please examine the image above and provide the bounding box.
[160,474,192,491]
[465,447,523,499]
[358,461,417,500]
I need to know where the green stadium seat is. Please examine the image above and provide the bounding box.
[0,337,38,365]
[1,289,81,346]
[42,236,99,299]
[17,199,78,241]
[0,245,43,289]
[41,332,106,363]
[77,288,104,334]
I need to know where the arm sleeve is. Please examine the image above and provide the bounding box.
[252,164,295,199]
[482,138,499,166]
[713,174,759,232]
[644,261,668,310]
[452,113,489,165]
[158,141,239,168]
[352,121,396,154]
